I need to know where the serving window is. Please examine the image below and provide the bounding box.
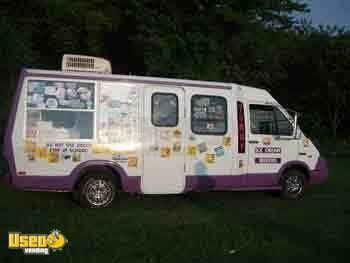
[25,79,96,141]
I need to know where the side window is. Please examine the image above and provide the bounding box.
[249,104,293,136]
[26,110,93,139]
[274,108,294,136]
[25,79,95,140]
[152,93,178,127]
[191,95,227,135]
[250,105,276,135]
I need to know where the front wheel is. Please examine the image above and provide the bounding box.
[281,169,306,200]
[75,174,116,208]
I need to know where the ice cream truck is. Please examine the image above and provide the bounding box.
[3,55,328,208]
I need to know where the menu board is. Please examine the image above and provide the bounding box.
[99,83,139,144]
[27,80,95,110]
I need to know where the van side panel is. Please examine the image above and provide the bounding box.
[4,70,327,193]
[6,72,143,192]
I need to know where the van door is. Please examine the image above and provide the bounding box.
[185,87,238,189]
[142,86,185,194]
[247,102,298,186]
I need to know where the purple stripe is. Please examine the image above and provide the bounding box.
[10,160,142,194]
[246,173,278,186]
[310,157,328,184]
[185,175,243,192]
[184,175,282,192]
[3,69,26,184]
[6,158,327,193]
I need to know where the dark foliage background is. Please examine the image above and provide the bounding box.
[0,0,349,142]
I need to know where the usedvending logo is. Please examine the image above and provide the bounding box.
[8,229,68,255]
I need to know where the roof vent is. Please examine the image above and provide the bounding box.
[62,54,112,74]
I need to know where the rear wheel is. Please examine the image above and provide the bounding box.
[281,169,306,200]
[75,173,116,208]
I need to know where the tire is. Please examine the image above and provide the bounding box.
[280,169,306,200]
[75,173,117,208]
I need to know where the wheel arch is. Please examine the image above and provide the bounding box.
[70,160,128,191]
[278,161,311,183]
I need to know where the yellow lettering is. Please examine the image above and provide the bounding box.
[20,235,28,247]
[8,233,19,248]
[38,235,47,247]
[29,236,37,248]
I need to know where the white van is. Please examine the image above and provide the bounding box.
[3,55,328,208]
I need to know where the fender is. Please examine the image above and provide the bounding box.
[70,160,142,194]
[277,160,311,182]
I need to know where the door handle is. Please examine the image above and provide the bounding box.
[248,140,259,144]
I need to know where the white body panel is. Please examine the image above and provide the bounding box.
[10,69,321,193]
[142,85,186,194]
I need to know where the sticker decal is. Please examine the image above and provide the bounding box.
[214,146,225,157]
[160,147,171,158]
[187,145,197,156]
[72,152,81,162]
[223,136,232,147]
[128,156,138,167]
[173,129,182,138]
[25,142,89,164]
[205,153,216,164]
[92,144,109,154]
[25,141,36,161]
[255,147,281,154]
[48,151,59,164]
[35,147,48,159]
[255,158,281,164]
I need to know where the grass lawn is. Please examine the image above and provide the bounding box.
[0,156,348,263]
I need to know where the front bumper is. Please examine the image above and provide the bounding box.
[310,157,328,184]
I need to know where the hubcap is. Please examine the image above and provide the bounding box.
[86,179,113,206]
[285,175,303,194]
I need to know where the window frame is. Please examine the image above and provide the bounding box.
[273,107,295,137]
[249,104,294,136]
[191,94,228,136]
[151,92,179,127]
[23,77,97,142]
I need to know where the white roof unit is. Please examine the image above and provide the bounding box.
[62,54,112,74]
